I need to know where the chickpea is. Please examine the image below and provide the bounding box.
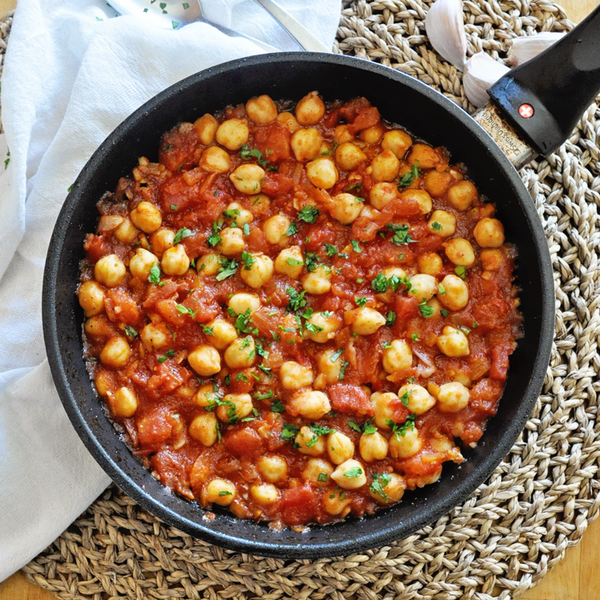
[94,370,112,397]
[216,118,249,151]
[217,393,253,423]
[291,128,322,162]
[417,252,443,276]
[150,228,175,257]
[335,142,367,171]
[448,180,478,211]
[305,311,341,343]
[140,323,168,351]
[302,265,332,295]
[296,425,326,456]
[130,201,162,233]
[205,318,238,350]
[100,335,130,369]
[277,111,300,133]
[203,478,236,506]
[481,248,503,271]
[306,157,339,189]
[369,472,406,504]
[428,210,456,237]
[437,326,470,357]
[280,361,314,390]
[360,431,389,462]
[370,182,399,210]
[188,345,221,377]
[94,254,126,288]
[302,458,334,485]
[359,123,385,143]
[381,129,412,159]
[399,384,436,415]
[193,113,218,144]
[224,336,256,369]
[334,124,354,144]
[191,384,218,409]
[189,412,219,446]
[224,202,253,226]
[240,253,273,289]
[400,189,432,215]
[407,143,442,170]
[78,280,105,317]
[445,238,475,267]
[382,339,413,374]
[371,391,398,430]
[258,454,288,483]
[250,483,279,506]
[438,274,469,311]
[112,387,138,418]
[331,459,367,490]
[228,292,261,315]
[295,91,325,125]
[246,94,278,124]
[288,390,331,420]
[318,349,343,383]
[474,217,505,248]
[370,149,400,182]
[114,217,138,244]
[327,431,355,465]
[129,248,159,281]
[84,315,113,338]
[323,488,353,517]
[408,274,437,303]
[263,214,292,245]
[437,381,470,412]
[230,163,266,195]
[200,146,231,173]
[218,227,245,256]
[161,244,190,276]
[330,193,364,225]
[197,253,219,276]
[424,170,454,197]
[249,193,271,215]
[275,246,304,279]
[350,307,387,336]
[389,427,422,459]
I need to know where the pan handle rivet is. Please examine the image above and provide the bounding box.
[518,103,534,119]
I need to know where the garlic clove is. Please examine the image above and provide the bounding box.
[507,32,566,66]
[463,52,510,108]
[425,0,467,70]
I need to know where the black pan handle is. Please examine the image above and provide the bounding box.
[487,5,600,157]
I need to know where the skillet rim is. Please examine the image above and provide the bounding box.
[42,52,555,558]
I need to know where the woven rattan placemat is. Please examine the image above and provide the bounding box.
[5,1,600,598]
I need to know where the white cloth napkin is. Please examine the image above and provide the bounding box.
[0,0,340,581]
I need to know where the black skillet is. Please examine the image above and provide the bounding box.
[42,7,600,558]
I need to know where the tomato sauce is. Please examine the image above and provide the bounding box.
[79,92,521,527]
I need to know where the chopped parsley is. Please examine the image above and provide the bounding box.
[242,222,250,236]
[419,301,434,318]
[370,472,392,501]
[271,399,286,413]
[236,372,248,383]
[286,221,299,236]
[218,490,232,497]
[241,251,256,270]
[124,326,138,338]
[207,220,223,247]
[317,472,329,482]
[385,311,397,327]
[201,325,214,335]
[255,389,274,400]
[173,227,193,244]
[148,263,161,285]
[239,144,269,168]
[386,414,418,438]
[286,257,304,267]
[355,296,368,308]
[438,283,446,295]
[398,163,420,188]
[387,223,411,245]
[411,333,420,342]
[286,287,307,312]
[440,309,450,318]
[298,205,320,223]
[431,221,443,231]
[348,418,377,435]
[455,265,467,279]
[216,257,238,281]
[350,239,362,253]
[281,423,300,442]
[304,252,320,272]
[339,360,350,380]
[344,466,363,478]
[330,348,344,362]
[223,208,240,220]
[324,244,338,257]
[176,304,198,319]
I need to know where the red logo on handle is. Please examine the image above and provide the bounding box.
[519,103,534,119]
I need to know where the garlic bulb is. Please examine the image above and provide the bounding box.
[463,52,510,108]
[507,32,566,66]
[425,0,467,70]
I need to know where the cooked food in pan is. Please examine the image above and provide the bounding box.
[78,92,521,527]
